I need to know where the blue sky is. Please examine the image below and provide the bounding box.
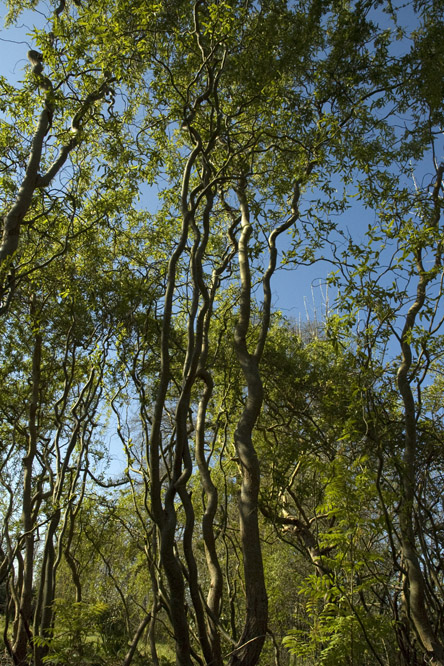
[0,1,440,329]
[0,6,44,80]
[2,0,443,481]
[0,2,379,327]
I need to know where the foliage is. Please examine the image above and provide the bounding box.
[0,1,444,666]
[33,599,122,665]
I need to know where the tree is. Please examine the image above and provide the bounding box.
[0,0,122,312]
[0,228,123,664]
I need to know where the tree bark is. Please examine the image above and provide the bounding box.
[229,184,267,666]
[12,314,41,666]
[396,165,444,666]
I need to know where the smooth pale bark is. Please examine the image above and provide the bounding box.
[229,185,267,666]
[229,178,305,665]
[195,368,224,664]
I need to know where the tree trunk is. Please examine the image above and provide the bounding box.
[12,322,41,666]
[229,184,268,666]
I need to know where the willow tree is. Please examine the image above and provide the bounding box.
[66,1,396,664]
[0,240,119,665]
[322,4,444,662]
[1,0,439,665]
[329,163,444,666]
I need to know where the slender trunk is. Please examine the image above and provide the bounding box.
[397,329,444,664]
[123,613,152,666]
[196,369,223,665]
[229,178,304,664]
[229,184,267,666]
[396,165,444,666]
[64,509,82,603]
[0,65,112,312]
[148,173,196,663]
[33,513,60,666]
[147,554,161,666]
[12,322,41,666]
